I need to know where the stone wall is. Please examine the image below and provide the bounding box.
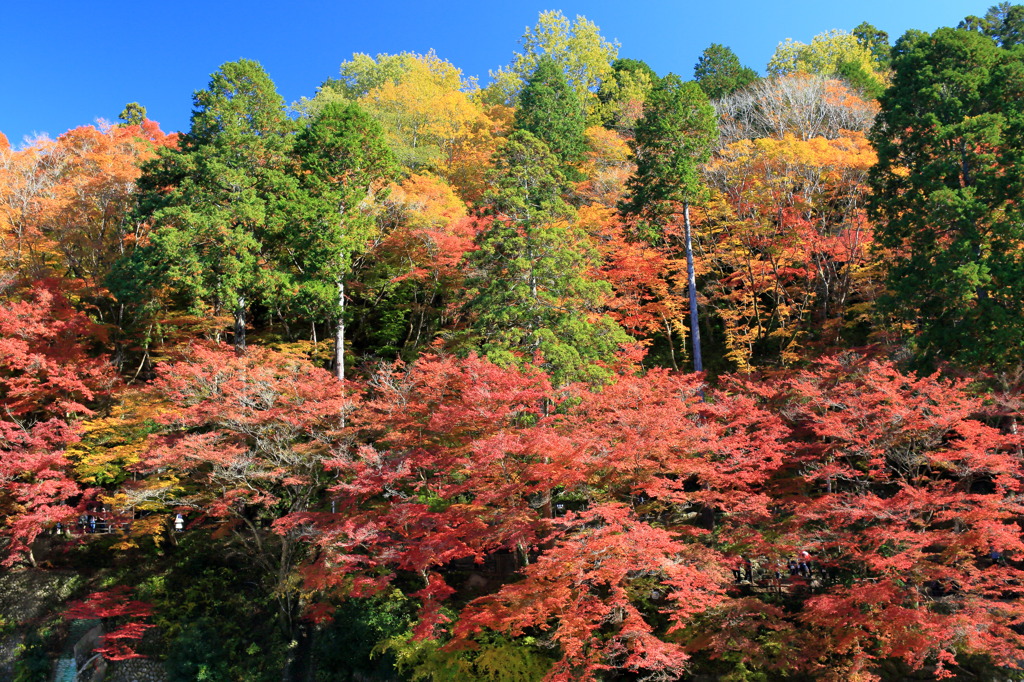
[103,658,169,682]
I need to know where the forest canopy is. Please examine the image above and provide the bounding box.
[4,6,1024,682]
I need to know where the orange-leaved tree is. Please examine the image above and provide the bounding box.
[0,121,174,292]
[704,131,878,367]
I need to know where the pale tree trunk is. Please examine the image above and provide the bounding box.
[683,203,703,373]
[234,295,247,352]
[662,313,679,371]
[335,279,344,381]
[1010,415,1022,458]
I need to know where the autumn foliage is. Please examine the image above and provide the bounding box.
[7,10,1024,682]
[704,130,877,366]
[0,121,174,287]
[64,586,155,660]
[0,284,116,563]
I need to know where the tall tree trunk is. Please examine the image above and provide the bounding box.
[234,295,247,353]
[662,312,679,371]
[1010,415,1022,458]
[335,279,344,381]
[683,203,703,373]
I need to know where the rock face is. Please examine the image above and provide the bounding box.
[68,622,106,682]
[0,570,80,623]
[0,632,25,681]
[0,568,171,682]
[0,570,81,679]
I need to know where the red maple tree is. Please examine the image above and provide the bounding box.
[65,585,154,661]
[0,283,116,564]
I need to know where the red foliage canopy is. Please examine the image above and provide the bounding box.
[288,353,789,680]
[65,585,154,660]
[715,356,1024,680]
[0,283,116,563]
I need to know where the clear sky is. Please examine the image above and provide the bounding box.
[0,0,991,145]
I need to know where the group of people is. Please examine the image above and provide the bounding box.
[732,551,814,584]
[53,511,187,535]
[76,514,108,534]
[731,547,1009,589]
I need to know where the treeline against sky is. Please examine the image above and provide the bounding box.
[4,5,1024,681]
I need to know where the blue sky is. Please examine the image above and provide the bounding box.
[1,1,989,144]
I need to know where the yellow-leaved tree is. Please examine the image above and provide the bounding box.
[487,10,619,120]
[307,51,509,200]
[704,130,879,368]
[767,28,889,98]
